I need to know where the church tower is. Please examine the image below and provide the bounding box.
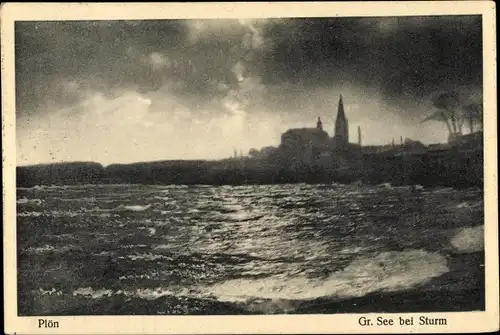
[334,94,349,146]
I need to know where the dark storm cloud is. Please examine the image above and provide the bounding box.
[15,19,262,116]
[16,16,482,118]
[257,16,482,101]
[16,20,188,112]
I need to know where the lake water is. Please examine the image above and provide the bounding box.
[16,183,484,315]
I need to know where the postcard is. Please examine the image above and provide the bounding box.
[2,2,498,334]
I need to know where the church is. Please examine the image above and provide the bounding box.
[280,95,362,161]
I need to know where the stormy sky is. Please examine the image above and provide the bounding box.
[15,16,483,165]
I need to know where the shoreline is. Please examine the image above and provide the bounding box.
[16,150,483,189]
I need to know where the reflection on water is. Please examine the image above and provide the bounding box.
[17,183,484,315]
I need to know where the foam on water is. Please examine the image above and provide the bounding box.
[32,185,69,190]
[153,244,175,250]
[17,212,43,217]
[456,201,483,209]
[71,286,193,300]
[120,244,148,249]
[94,204,153,212]
[73,287,113,299]
[26,245,56,253]
[50,210,81,217]
[119,273,156,281]
[53,197,97,203]
[122,204,152,212]
[123,253,173,261]
[25,244,81,253]
[133,288,177,300]
[450,225,484,253]
[205,249,449,303]
[39,288,63,296]
[17,197,43,205]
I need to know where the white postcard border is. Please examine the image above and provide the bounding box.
[2,2,498,334]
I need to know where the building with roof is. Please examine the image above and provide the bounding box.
[279,95,362,163]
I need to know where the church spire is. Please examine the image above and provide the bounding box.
[337,94,346,120]
[334,94,349,146]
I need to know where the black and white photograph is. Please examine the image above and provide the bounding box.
[2,2,498,334]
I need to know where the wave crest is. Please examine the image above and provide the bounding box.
[450,225,484,253]
[205,249,449,303]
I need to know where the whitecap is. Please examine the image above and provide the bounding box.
[17,197,43,205]
[204,249,449,303]
[133,288,175,300]
[139,227,156,236]
[450,225,484,253]
[120,244,148,249]
[17,212,43,217]
[124,253,171,261]
[118,273,155,281]
[56,197,97,203]
[153,196,170,201]
[39,288,63,296]
[50,210,80,217]
[456,201,483,209]
[99,204,152,212]
[26,245,56,253]
[73,287,113,299]
[153,244,173,250]
[71,286,192,301]
[121,204,152,212]
[32,185,68,190]
[26,244,81,253]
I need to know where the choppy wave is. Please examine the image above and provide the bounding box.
[205,249,448,303]
[71,286,195,301]
[456,201,483,209]
[73,287,113,299]
[108,204,152,212]
[17,197,43,205]
[25,244,82,254]
[64,247,450,304]
[17,183,485,315]
[17,211,43,217]
[40,288,63,296]
[122,253,173,261]
[52,197,97,203]
[139,227,156,236]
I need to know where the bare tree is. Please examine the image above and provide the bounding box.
[433,91,462,134]
[422,91,465,138]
